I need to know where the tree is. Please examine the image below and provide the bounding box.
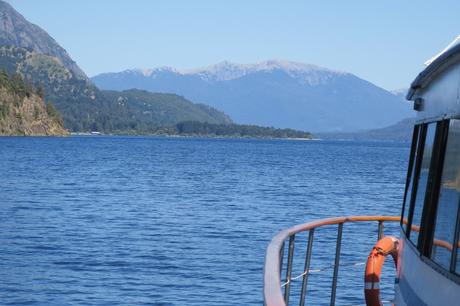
[36,84,45,99]
[0,69,8,87]
[11,73,26,97]
[46,101,63,125]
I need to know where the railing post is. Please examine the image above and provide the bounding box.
[264,216,401,306]
[330,223,343,306]
[299,229,314,306]
[284,235,296,305]
[378,221,384,240]
[279,241,285,278]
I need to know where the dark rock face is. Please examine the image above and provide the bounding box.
[0,0,87,80]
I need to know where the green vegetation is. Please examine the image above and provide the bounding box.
[45,101,64,126]
[105,121,312,139]
[174,121,312,139]
[0,69,33,98]
[100,89,232,132]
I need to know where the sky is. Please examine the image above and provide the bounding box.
[7,0,460,90]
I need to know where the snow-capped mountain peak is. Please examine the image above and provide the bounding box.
[183,61,250,81]
[178,59,346,84]
[124,67,178,77]
[107,60,347,84]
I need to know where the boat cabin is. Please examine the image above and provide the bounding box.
[397,38,460,305]
[263,38,460,306]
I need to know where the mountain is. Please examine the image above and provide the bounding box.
[102,89,231,130]
[0,70,67,135]
[0,1,232,133]
[0,46,232,132]
[317,117,415,142]
[0,0,86,80]
[92,60,414,132]
[391,88,409,100]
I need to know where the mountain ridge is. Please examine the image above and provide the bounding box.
[94,59,347,85]
[92,61,414,132]
[0,0,87,80]
[317,117,416,142]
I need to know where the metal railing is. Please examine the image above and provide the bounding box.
[263,216,401,306]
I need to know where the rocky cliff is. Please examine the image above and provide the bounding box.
[0,72,68,136]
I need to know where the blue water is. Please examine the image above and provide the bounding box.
[0,137,409,305]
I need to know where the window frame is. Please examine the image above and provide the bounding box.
[451,196,460,273]
[448,118,460,273]
[418,120,449,256]
[401,125,421,230]
[404,119,460,276]
[405,124,428,239]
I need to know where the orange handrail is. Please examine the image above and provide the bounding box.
[263,215,400,306]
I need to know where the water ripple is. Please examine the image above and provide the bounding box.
[0,136,408,305]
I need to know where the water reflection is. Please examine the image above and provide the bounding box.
[432,120,460,270]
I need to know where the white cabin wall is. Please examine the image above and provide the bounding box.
[415,63,460,122]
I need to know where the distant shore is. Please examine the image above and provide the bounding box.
[68,132,315,141]
[68,122,314,140]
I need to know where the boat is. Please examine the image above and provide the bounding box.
[263,37,460,305]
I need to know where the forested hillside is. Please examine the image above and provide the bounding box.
[0,46,232,132]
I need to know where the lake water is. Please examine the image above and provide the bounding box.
[0,137,409,305]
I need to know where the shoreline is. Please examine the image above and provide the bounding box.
[0,133,315,141]
[69,132,316,141]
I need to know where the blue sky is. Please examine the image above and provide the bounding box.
[7,0,460,90]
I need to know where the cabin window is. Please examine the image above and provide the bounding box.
[431,120,460,270]
[401,125,421,230]
[408,123,436,243]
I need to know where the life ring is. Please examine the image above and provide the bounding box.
[364,236,399,306]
